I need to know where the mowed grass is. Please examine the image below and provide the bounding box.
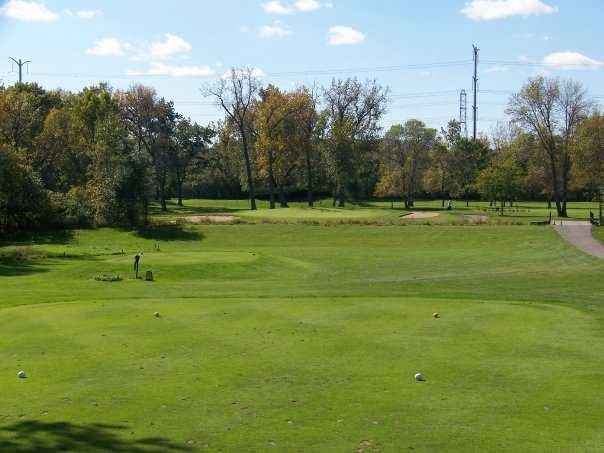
[2,203,604,452]
[150,198,600,225]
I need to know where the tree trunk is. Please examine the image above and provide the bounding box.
[143,195,149,226]
[177,178,183,207]
[267,149,276,209]
[278,184,288,208]
[240,131,257,211]
[335,178,345,207]
[305,149,314,207]
[549,153,565,218]
[159,179,167,211]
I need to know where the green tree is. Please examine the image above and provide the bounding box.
[118,85,175,211]
[507,76,590,217]
[323,78,389,206]
[375,120,436,208]
[204,68,261,210]
[172,118,214,206]
[572,110,604,199]
[476,158,523,215]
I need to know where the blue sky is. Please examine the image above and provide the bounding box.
[0,0,602,134]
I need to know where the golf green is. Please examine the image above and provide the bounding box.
[2,218,604,451]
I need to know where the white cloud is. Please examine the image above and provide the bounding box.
[65,8,102,19]
[263,0,294,14]
[76,9,102,19]
[128,62,216,78]
[262,0,331,14]
[259,21,292,38]
[294,0,321,12]
[462,0,557,21]
[86,38,129,57]
[221,68,266,79]
[543,51,603,70]
[486,65,510,73]
[151,34,193,58]
[328,26,365,45]
[0,0,58,22]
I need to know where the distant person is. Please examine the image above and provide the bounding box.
[447,201,453,211]
[134,252,143,279]
[590,211,596,225]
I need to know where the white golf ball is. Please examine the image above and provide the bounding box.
[414,373,425,382]
[17,371,26,379]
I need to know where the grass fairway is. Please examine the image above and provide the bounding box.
[2,203,604,451]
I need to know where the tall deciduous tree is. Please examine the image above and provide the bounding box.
[451,137,490,207]
[375,120,436,208]
[293,86,321,207]
[424,120,461,206]
[204,68,260,210]
[255,85,290,209]
[323,78,389,206]
[507,76,590,217]
[572,111,604,199]
[172,117,213,206]
[476,158,523,215]
[118,85,176,212]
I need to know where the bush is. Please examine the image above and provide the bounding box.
[94,273,122,282]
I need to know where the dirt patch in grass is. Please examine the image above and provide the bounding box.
[176,215,241,225]
[401,212,441,220]
[465,215,489,224]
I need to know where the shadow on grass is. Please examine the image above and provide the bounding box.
[0,230,75,248]
[0,420,192,452]
[0,257,49,277]
[133,224,205,242]
[149,201,248,218]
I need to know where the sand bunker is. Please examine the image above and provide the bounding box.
[402,212,441,220]
[177,215,240,224]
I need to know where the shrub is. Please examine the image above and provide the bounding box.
[94,273,122,282]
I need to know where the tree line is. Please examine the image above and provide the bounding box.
[1,68,603,232]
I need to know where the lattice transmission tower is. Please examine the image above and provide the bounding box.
[459,89,468,138]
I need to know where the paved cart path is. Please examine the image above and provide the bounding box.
[553,221,604,259]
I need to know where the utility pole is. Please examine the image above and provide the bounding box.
[459,89,468,138]
[472,45,479,140]
[9,57,31,84]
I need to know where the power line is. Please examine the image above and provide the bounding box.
[482,59,602,68]
[27,60,474,81]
